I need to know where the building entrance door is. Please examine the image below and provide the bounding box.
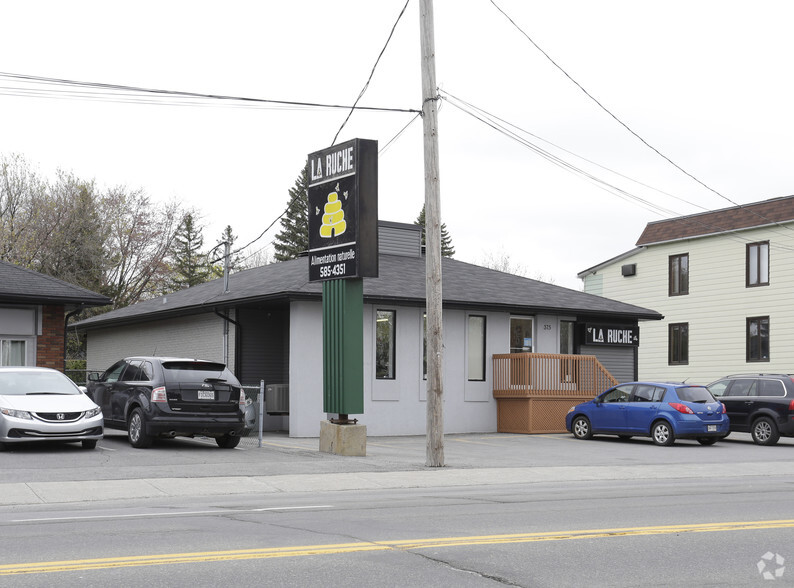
[510,317,533,353]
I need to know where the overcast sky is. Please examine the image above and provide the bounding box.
[1,1,792,289]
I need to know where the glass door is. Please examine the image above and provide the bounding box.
[510,317,533,353]
[509,317,533,386]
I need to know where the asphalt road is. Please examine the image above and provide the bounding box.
[1,431,793,586]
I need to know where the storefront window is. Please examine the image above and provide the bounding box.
[376,310,396,379]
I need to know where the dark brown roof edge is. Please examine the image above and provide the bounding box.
[636,195,794,245]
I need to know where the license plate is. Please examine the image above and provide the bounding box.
[198,390,215,400]
[707,425,717,432]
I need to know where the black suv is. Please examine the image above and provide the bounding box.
[708,374,794,445]
[87,357,247,449]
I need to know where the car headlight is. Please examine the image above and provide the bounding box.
[0,407,33,420]
[84,407,103,419]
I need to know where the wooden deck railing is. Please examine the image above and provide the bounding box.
[492,353,618,398]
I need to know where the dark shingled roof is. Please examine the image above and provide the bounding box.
[636,195,794,245]
[74,254,661,329]
[0,261,111,307]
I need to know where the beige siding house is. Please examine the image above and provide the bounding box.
[578,196,794,384]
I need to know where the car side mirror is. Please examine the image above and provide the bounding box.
[87,372,101,382]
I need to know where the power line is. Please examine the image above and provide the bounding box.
[440,92,680,218]
[0,72,421,114]
[440,91,794,253]
[488,0,794,242]
[441,89,709,214]
[488,0,733,206]
[331,0,412,145]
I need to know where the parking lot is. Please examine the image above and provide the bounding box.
[3,428,794,489]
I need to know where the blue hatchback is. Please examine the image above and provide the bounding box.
[565,382,729,446]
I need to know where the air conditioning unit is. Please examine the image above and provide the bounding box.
[621,263,637,277]
[265,384,289,415]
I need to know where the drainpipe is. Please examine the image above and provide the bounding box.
[214,309,241,367]
[64,305,84,376]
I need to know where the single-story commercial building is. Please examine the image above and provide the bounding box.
[73,222,661,437]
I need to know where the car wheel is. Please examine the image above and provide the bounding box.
[82,439,98,450]
[651,421,675,446]
[751,417,780,446]
[127,408,153,448]
[571,416,592,440]
[697,437,718,446]
[216,434,241,449]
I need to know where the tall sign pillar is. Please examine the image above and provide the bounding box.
[307,138,378,455]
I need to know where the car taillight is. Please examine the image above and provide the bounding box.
[152,386,167,403]
[721,403,727,414]
[669,402,694,414]
[789,399,794,412]
[239,390,247,407]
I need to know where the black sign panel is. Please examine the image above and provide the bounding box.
[307,138,378,282]
[585,324,640,347]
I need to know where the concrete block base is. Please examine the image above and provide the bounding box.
[319,420,367,456]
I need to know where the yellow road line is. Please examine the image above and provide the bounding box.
[3,519,792,575]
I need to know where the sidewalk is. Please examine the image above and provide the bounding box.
[3,431,794,506]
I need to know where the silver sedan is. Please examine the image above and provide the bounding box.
[0,367,104,450]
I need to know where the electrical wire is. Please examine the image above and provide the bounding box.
[441,90,710,214]
[0,72,421,114]
[440,91,794,253]
[331,0,411,145]
[441,92,680,218]
[487,0,794,240]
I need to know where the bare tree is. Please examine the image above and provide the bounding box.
[479,248,528,276]
[101,186,182,308]
[34,170,105,291]
[0,153,47,263]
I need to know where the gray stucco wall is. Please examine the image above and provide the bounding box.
[287,301,514,437]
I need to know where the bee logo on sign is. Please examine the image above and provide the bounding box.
[307,138,378,282]
[319,187,347,238]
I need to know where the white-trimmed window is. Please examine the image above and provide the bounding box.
[375,309,396,379]
[1,339,27,366]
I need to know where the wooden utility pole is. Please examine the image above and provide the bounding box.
[419,0,444,467]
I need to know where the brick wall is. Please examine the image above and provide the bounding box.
[37,305,65,371]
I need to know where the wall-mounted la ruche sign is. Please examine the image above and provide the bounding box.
[307,138,378,282]
[585,324,640,346]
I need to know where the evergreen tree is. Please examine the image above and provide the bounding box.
[169,213,212,289]
[415,206,455,257]
[273,166,309,261]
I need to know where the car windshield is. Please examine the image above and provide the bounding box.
[0,371,80,396]
[676,386,715,403]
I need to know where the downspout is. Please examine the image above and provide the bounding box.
[64,305,84,376]
[214,309,241,367]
